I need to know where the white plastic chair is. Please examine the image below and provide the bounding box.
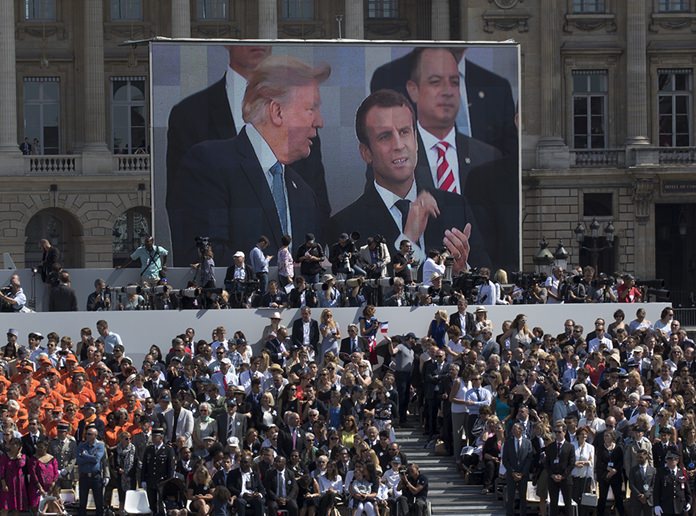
[59,489,76,505]
[123,489,152,515]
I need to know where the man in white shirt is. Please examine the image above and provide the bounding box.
[588,319,613,353]
[463,373,492,445]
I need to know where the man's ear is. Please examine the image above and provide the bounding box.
[406,80,419,104]
[268,99,283,126]
[359,143,372,165]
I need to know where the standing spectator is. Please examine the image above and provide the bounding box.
[570,427,594,515]
[76,426,107,516]
[48,271,78,312]
[112,431,136,510]
[19,137,31,155]
[264,455,299,516]
[296,233,324,285]
[119,235,168,285]
[95,320,122,355]
[141,427,175,513]
[426,310,449,349]
[595,430,626,516]
[249,235,273,295]
[277,235,294,288]
[388,333,415,427]
[32,138,40,154]
[618,274,642,303]
[39,239,60,284]
[422,349,447,440]
[653,451,690,516]
[481,420,506,494]
[27,437,59,513]
[463,373,493,446]
[319,309,341,358]
[422,250,444,287]
[191,245,216,288]
[627,448,655,516]
[545,420,575,516]
[502,422,534,516]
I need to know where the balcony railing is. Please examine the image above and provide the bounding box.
[658,147,696,165]
[26,155,80,174]
[115,154,150,172]
[570,148,625,167]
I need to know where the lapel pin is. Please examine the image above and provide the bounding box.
[292,181,297,189]
[465,157,471,164]
[479,91,485,99]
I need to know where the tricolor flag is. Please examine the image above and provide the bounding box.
[380,321,389,334]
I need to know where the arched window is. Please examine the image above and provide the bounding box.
[112,207,151,267]
[24,208,84,268]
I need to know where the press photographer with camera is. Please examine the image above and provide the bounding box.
[0,273,26,313]
[358,236,391,280]
[329,233,363,280]
[396,463,429,516]
[392,239,416,284]
[190,236,216,288]
[86,278,111,311]
[119,235,168,285]
[287,276,317,309]
[296,233,324,284]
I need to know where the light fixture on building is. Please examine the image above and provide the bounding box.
[533,237,555,275]
[554,241,569,271]
[574,218,615,275]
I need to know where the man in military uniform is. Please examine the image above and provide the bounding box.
[49,421,77,489]
[628,448,656,516]
[654,451,692,516]
[141,427,175,515]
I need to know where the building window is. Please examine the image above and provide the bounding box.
[110,0,142,21]
[658,69,692,147]
[23,77,60,155]
[197,0,228,20]
[572,70,607,149]
[658,0,689,11]
[23,0,56,20]
[111,77,147,154]
[113,207,151,267]
[280,0,313,19]
[367,0,399,18]
[583,193,613,217]
[571,0,605,12]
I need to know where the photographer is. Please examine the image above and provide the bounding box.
[259,280,288,309]
[0,274,27,313]
[594,274,618,303]
[296,233,324,284]
[396,463,429,516]
[317,274,341,308]
[86,278,111,311]
[329,233,361,279]
[119,235,168,285]
[358,236,390,280]
[565,273,587,303]
[151,279,180,311]
[392,240,416,284]
[384,277,410,307]
[191,239,216,288]
[287,276,317,309]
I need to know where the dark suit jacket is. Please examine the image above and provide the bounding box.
[339,336,368,362]
[168,128,322,265]
[227,467,266,498]
[328,181,490,268]
[278,426,306,459]
[370,51,518,157]
[654,466,691,514]
[166,75,330,247]
[264,468,299,502]
[22,433,42,457]
[291,318,320,352]
[628,463,656,506]
[463,155,520,272]
[502,436,533,476]
[544,440,575,482]
[448,311,475,335]
[49,284,78,312]
[422,360,447,401]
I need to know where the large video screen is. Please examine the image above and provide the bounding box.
[151,41,520,275]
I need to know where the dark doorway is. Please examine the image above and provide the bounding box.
[655,203,696,307]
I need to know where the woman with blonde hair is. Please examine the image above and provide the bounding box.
[626,370,645,397]
[320,309,341,358]
[427,309,450,348]
[187,465,214,515]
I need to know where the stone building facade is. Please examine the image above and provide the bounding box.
[0,0,695,300]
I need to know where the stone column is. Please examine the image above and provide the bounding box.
[345,0,364,39]
[432,0,450,40]
[0,0,19,156]
[259,0,278,39]
[626,0,650,146]
[83,0,108,153]
[536,0,569,169]
[171,0,191,38]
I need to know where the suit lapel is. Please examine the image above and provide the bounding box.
[362,183,402,247]
[210,75,238,139]
[415,133,436,191]
[235,128,283,245]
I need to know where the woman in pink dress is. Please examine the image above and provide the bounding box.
[0,437,28,514]
[27,438,59,512]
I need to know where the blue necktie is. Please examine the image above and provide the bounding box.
[270,161,288,235]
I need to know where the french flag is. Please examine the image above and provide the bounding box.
[380,321,389,334]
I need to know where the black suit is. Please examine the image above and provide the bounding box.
[141,443,176,513]
[291,318,320,354]
[448,311,475,336]
[654,466,691,516]
[628,463,656,516]
[168,127,322,265]
[422,359,446,438]
[463,155,520,272]
[370,51,518,157]
[166,75,330,257]
[264,468,299,516]
[22,433,42,457]
[227,467,266,516]
[544,440,575,516]
[328,181,490,268]
[502,436,533,516]
[278,426,306,459]
[339,336,368,362]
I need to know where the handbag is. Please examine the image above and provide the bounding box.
[580,466,598,507]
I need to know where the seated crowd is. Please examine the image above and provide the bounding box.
[0,302,686,516]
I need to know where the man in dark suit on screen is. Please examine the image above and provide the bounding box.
[370,47,518,157]
[166,46,331,265]
[329,89,488,272]
[168,56,329,265]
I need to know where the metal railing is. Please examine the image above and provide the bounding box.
[571,148,625,167]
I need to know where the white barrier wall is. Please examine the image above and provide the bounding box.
[0,302,669,367]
